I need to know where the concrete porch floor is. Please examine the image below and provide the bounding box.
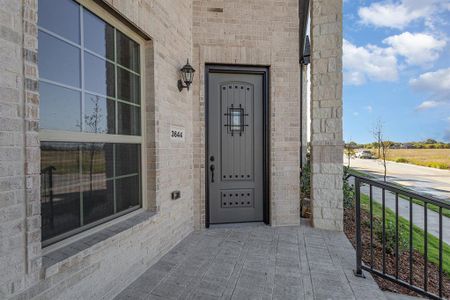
[114,221,388,300]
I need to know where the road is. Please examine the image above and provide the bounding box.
[346,157,450,201]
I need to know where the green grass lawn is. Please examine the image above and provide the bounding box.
[409,198,450,219]
[360,193,450,277]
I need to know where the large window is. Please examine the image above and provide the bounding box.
[38,0,143,245]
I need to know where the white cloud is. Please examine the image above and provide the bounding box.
[410,68,450,110]
[415,100,442,110]
[343,39,398,85]
[383,32,446,66]
[343,32,446,86]
[358,0,450,29]
[410,68,450,92]
[365,106,373,113]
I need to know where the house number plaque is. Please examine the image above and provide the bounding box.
[170,126,185,142]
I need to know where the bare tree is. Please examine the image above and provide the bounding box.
[84,95,106,195]
[373,120,391,182]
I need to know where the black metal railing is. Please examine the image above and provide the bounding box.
[349,172,449,300]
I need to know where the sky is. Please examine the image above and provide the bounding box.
[343,0,450,144]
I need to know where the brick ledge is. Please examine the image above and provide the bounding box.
[42,211,156,278]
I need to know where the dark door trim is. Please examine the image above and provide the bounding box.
[205,64,270,227]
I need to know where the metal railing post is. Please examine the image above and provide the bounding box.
[354,177,365,278]
[347,170,449,299]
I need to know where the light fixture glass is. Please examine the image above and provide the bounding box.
[178,59,195,91]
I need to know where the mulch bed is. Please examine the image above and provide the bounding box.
[344,207,450,299]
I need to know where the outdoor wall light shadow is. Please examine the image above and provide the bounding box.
[178,59,195,91]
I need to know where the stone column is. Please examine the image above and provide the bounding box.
[310,0,344,231]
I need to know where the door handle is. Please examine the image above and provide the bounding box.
[210,164,215,183]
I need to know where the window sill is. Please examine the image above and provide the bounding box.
[42,210,156,278]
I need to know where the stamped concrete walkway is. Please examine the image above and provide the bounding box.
[114,222,387,300]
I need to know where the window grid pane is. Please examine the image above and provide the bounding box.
[39,1,143,245]
[41,142,141,243]
[116,30,140,73]
[38,2,141,136]
[83,8,115,60]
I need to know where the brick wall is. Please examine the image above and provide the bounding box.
[310,0,344,231]
[192,0,301,227]
[0,0,41,296]
[0,0,196,298]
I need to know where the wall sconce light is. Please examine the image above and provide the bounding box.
[178,59,195,91]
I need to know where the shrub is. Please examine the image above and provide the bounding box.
[427,162,449,170]
[343,167,355,209]
[301,158,311,198]
[374,219,408,254]
[395,158,409,163]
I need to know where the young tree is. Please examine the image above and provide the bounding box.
[84,95,106,197]
[373,121,391,182]
[344,142,356,168]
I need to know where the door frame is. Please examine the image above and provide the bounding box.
[205,64,270,227]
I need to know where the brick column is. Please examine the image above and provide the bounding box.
[310,0,344,231]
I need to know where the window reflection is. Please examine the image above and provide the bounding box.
[117,102,141,136]
[116,175,140,212]
[84,94,115,134]
[39,1,143,244]
[81,143,114,183]
[38,2,141,137]
[40,142,141,242]
[83,9,114,60]
[82,143,114,224]
[85,53,115,97]
[117,67,140,104]
[38,30,81,87]
[115,144,140,176]
[38,0,80,43]
[116,30,140,72]
[41,142,81,241]
[39,82,81,132]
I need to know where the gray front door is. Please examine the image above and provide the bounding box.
[208,72,263,224]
